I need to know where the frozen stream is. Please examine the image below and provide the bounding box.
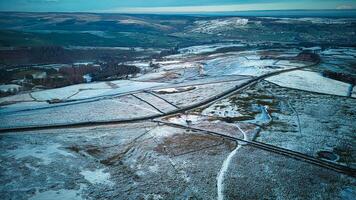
[217,124,248,200]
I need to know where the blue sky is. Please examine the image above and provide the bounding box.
[0,0,355,13]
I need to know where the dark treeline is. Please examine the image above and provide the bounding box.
[92,63,140,81]
[0,46,152,66]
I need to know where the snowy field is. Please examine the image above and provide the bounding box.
[0,45,310,118]
[265,70,351,96]
[178,43,245,55]
[264,17,355,24]
[0,93,34,104]
[321,48,356,59]
[157,80,248,107]
[30,80,166,101]
[0,43,355,200]
[191,18,249,34]
[0,95,161,129]
[203,55,305,77]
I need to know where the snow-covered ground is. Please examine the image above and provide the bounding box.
[80,169,113,186]
[124,60,151,68]
[0,101,48,113]
[29,186,86,200]
[154,86,196,94]
[217,123,247,200]
[30,82,110,101]
[165,114,207,126]
[0,93,34,104]
[158,80,247,107]
[321,48,356,59]
[0,95,162,129]
[204,56,296,77]
[191,18,249,34]
[0,84,22,93]
[29,80,166,101]
[275,60,306,67]
[132,71,168,81]
[202,101,243,118]
[4,143,74,165]
[178,43,245,55]
[160,62,199,70]
[266,70,351,96]
[264,17,353,24]
[133,92,177,113]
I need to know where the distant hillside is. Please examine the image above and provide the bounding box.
[0,12,355,48]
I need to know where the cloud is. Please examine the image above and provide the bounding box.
[336,4,353,9]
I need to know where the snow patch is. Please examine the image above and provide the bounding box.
[178,43,245,55]
[202,101,242,118]
[0,84,22,93]
[143,194,163,200]
[266,70,351,96]
[192,18,248,34]
[29,184,86,200]
[80,169,114,186]
[30,80,165,101]
[166,114,205,125]
[204,55,292,77]
[5,143,74,165]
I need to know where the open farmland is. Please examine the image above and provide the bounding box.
[0,12,355,200]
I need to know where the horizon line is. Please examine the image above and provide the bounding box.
[1,8,356,15]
